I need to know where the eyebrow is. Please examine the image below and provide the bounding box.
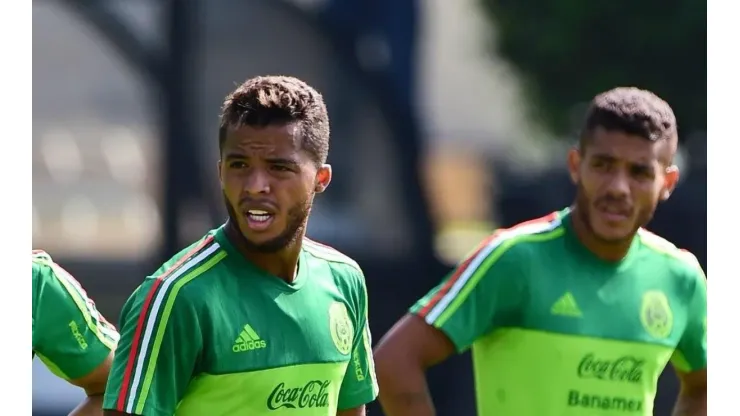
[591,153,617,161]
[629,162,654,171]
[592,153,654,169]
[264,157,299,166]
[224,153,299,165]
[224,152,245,161]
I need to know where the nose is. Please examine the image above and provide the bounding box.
[243,169,271,195]
[604,170,630,198]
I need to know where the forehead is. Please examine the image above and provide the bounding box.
[584,127,669,165]
[222,123,302,157]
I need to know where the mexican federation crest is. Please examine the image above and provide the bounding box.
[329,301,354,355]
[640,291,673,339]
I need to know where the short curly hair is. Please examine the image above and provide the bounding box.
[218,75,330,166]
[580,87,678,157]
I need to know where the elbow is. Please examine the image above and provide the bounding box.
[677,369,707,400]
[374,344,405,382]
[679,383,707,402]
[374,342,423,382]
[675,369,707,415]
[373,344,396,380]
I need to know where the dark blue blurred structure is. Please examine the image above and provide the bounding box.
[35,1,705,415]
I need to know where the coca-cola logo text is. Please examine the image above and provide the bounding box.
[577,354,644,383]
[267,380,330,410]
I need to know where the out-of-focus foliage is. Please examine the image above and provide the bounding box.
[479,0,706,140]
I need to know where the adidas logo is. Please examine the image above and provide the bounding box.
[232,324,267,352]
[550,292,582,317]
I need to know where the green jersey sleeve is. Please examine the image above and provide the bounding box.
[337,266,379,410]
[32,252,119,380]
[410,235,526,352]
[103,277,203,416]
[671,253,707,372]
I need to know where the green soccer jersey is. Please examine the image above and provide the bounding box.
[410,208,707,416]
[103,226,378,416]
[32,250,119,380]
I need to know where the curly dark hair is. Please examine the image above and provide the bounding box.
[218,75,330,165]
[580,87,678,156]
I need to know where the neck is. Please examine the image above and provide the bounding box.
[224,219,303,282]
[569,205,634,262]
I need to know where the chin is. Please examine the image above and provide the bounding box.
[591,224,636,243]
[243,237,291,253]
[241,226,297,253]
[243,232,282,246]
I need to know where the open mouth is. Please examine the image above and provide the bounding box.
[596,204,631,223]
[245,209,275,231]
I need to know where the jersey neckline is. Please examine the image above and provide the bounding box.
[558,207,641,271]
[213,224,310,292]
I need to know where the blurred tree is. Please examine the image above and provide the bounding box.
[479,0,706,140]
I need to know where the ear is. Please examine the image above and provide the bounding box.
[315,164,332,193]
[661,165,680,201]
[567,147,581,185]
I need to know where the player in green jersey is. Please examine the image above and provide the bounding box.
[33,250,120,416]
[374,87,707,416]
[103,76,378,416]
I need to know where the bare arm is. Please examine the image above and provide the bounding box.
[672,368,706,416]
[374,314,456,416]
[67,353,113,416]
[337,405,366,416]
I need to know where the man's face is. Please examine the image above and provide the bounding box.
[568,127,679,243]
[218,123,331,252]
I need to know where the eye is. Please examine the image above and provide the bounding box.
[590,159,609,171]
[229,161,247,169]
[630,166,654,179]
[271,165,292,172]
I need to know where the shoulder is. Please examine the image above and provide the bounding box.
[134,233,227,310]
[150,233,225,280]
[32,250,54,281]
[638,229,704,273]
[637,229,706,289]
[32,250,85,294]
[303,238,365,291]
[466,212,566,267]
[32,249,54,264]
[303,238,363,275]
[303,239,369,325]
